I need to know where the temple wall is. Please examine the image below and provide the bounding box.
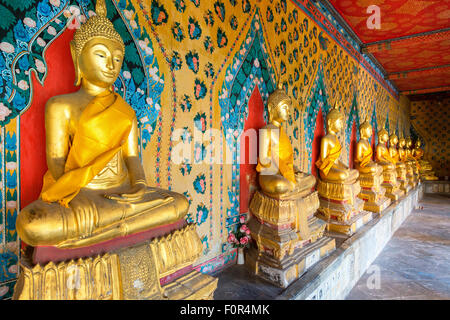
[410,97,450,178]
[0,0,412,299]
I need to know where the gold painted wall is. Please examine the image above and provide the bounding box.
[410,97,450,178]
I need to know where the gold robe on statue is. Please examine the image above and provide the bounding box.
[41,91,135,207]
[358,147,373,168]
[315,139,341,177]
[256,127,296,184]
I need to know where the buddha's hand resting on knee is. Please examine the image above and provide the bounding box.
[104,182,147,202]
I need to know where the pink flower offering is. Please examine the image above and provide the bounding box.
[240,237,249,245]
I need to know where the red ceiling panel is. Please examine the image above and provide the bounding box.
[328,0,450,44]
[393,70,450,91]
[372,38,450,73]
[327,0,450,94]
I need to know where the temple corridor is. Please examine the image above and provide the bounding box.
[214,193,450,300]
[347,194,450,300]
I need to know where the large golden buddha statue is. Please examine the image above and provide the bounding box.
[247,85,335,288]
[13,0,217,300]
[315,107,372,235]
[413,139,438,180]
[375,129,403,201]
[17,1,188,249]
[389,134,410,194]
[354,121,390,213]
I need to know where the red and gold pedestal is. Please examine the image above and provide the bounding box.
[246,188,335,288]
[357,172,391,214]
[316,179,373,236]
[13,223,217,300]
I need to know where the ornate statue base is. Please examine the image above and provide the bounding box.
[245,188,335,288]
[405,162,418,189]
[357,173,391,214]
[316,179,373,236]
[418,161,438,181]
[381,169,404,201]
[13,223,217,300]
[396,165,411,195]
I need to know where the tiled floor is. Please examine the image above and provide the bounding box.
[346,193,450,300]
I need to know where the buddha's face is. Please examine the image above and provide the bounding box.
[416,140,422,148]
[78,38,124,88]
[389,135,398,147]
[379,131,388,144]
[399,139,406,148]
[272,100,291,123]
[328,116,343,134]
[360,124,372,140]
[406,139,412,148]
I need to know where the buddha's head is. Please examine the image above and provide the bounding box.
[267,84,292,124]
[378,128,388,144]
[389,134,398,147]
[359,120,372,140]
[326,106,344,134]
[70,0,125,88]
[399,138,406,149]
[416,139,422,148]
[406,137,413,149]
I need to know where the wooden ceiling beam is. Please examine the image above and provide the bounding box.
[362,29,450,54]
[388,65,450,80]
[402,86,450,95]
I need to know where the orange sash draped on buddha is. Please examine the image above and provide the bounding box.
[256,127,296,184]
[40,91,135,207]
[358,147,373,168]
[315,139,341,176]
[376,148,395,164]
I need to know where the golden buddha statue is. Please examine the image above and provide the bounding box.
[315,108,359,184]
[390,135,411,194]
[399,137,417,189]
[256,85,316,198]
[315,107,372,235]
[375,129,403,201]
[247,85,335,288]
[413,139,438,180]
[406,137,420,182]
[354,121,382,176]
[13,0,217,300]
[17,1,189,249]
[354,121,390,213]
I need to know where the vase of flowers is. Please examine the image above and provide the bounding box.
[227,215,251,265]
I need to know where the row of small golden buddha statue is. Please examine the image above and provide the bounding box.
[245,85,437,287]
[12,0,438,298]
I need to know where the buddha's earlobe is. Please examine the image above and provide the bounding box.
[70,41,82,86]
